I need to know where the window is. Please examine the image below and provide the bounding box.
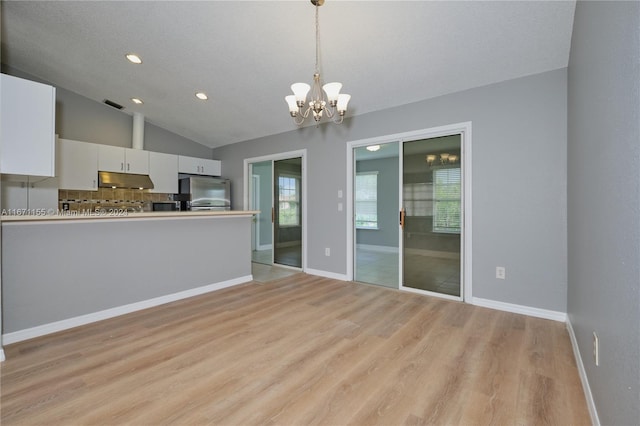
[355,172,378,229]
[403,182,433,217]
[278,175,300,226]
[433,168,461,233]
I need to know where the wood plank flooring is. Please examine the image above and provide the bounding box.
[0,274,591,425]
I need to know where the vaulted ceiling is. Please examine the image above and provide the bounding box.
[1,1,575,148]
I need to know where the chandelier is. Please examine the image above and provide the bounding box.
[426,153,459,166]
[285,0,351,125]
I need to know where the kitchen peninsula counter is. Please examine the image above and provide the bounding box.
[1,210,259,344]
[1,210,259,222]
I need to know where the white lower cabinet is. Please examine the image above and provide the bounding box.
[149,151,179,193]
[57,139,99,191]
[1,176,59,211]
[178,155,221,176]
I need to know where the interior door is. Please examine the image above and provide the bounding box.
[401,135,462,298]
[273,157,303,268]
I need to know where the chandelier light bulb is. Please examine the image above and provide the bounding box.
[322,82,342,105]
[285,96,299,115]
[291,83,311,106]
[337,94,351,113]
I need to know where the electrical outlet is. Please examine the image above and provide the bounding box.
[325,247,330,256]
[593,332,599,366]
[496,266,506,280]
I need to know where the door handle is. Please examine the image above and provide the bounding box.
[271,207,274,223]
[400,208,406,229]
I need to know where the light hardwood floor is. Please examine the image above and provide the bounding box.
[1,274,591,425]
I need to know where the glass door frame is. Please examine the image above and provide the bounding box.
[346,122,472,302]
[243,149,308,271]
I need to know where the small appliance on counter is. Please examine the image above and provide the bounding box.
[151,201,180,211]
[177,176,231,211]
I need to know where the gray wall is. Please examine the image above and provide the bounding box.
[214,68,568,312]
[2,65,212,158]
[355,156,399,248]
[567,2,640,425]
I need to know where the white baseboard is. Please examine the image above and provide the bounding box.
[257,244,272,251]
[566,318,600,426]
[0,349,5,362]
[471,297,567,322]
[306,268,349,281]
[2,275,253,346]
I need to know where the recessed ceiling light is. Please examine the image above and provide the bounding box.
[131,98,143,105]
[125,53,142,64]
[195,92,208,100]
[366,145,381,152]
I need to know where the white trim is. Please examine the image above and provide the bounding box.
[401,285,462,302]
[346,121,473,303]
[566,318,601,426]
[306,268,349,281]
[251,174,260,251]
[356,244,399,253]
[0,349,5,362]
[2,275,252,345]
[471,297,567,322]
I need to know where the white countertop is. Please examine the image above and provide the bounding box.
[1,209,260,223]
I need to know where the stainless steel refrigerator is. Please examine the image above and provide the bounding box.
[178,176,231,211]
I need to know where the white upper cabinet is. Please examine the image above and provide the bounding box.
[0,74,56,177]
[178,155,221,176]
[98,145,149,174]
[57,138,98,191]
[149,151,178,194]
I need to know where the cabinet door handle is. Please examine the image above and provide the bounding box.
[127,163,130,171]
[93,179,96,188]
[121,162,124,171]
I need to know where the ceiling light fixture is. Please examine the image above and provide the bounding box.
[131,98,143,105]
[285,0,350,125]
[426,153,459,166]
[195,92,208,100]
[125,53,142,64]
[366,145,381,152]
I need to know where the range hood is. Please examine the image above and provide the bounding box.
[98,171,154,190]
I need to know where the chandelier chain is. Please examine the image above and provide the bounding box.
[315,2,320,74]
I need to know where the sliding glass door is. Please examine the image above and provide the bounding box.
[353,143,400,288]
[401,135,462,297]
[273,157,303,268]
[249,161,273,265]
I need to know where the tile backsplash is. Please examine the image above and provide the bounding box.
[59,189,173,212]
